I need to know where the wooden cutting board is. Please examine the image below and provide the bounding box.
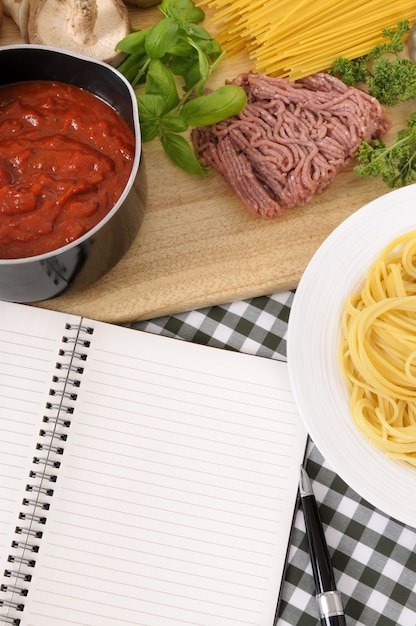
[0,7,412,322]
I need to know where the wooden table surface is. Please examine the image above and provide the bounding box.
[0,6,411,322]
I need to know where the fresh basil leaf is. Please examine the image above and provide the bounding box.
[140,120,160,143]
[194,36,222,59]
[136,93,165,118]
[182,64,203,92]
[146,59,179,113]
[116,29,148,54]
[160,0,205,24]
[186,39,209,87]
[131,59,151,87]
[183,23,211,41]
[161,133,208,175]
[145,18,180,59]
[117,52,147,83]
[169,53,197,76]
[180,85,247,126]
[115,0,241,175]
[121,55,151,87]
[179,25,222,61]
[167,39,195,57]
[168,55,201,90]
[160,114,189,133]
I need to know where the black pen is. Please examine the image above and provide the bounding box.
[299,466,346,626]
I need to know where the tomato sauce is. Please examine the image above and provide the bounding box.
[0,81,135,259]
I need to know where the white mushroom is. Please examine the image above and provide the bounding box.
[3,0,31,40]
[23,0,131,66]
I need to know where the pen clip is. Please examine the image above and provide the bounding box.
[299,465,313,497]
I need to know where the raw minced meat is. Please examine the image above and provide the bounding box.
[192,72,391,219]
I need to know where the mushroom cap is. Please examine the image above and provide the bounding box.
[28,0,131,66]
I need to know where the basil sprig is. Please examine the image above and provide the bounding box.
[116,0,247,175]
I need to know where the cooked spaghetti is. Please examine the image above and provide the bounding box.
[196,0,416,80]
[340,231,416,467]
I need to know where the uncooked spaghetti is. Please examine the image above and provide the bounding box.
[340,231,416,467]
[196,0,416,80]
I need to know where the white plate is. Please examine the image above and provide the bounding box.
[287,184,416,528]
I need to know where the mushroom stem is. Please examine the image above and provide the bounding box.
[27,0,131,66]
[69,0,98,45]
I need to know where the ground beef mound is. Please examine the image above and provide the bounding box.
[192,72,391,219]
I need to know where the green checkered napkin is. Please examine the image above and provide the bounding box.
[129,291,416,626]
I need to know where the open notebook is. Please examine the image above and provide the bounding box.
[0,300,307,626]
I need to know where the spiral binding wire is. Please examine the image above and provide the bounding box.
[0,322,93,625]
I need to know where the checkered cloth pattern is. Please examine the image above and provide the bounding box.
[128,291,416,626]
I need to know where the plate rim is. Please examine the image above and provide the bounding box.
[287,184,416,528]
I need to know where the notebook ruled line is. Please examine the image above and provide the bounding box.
[0,305,307,626]
[64,464,287,501]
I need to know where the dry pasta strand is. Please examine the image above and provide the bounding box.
[196,0,416,80]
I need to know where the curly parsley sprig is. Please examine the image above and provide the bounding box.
[329,20,416,106]
[354,112,416,188]
[116,0,247,175]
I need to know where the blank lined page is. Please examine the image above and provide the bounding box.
[24,319,307,626]
[0,302,80,570]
